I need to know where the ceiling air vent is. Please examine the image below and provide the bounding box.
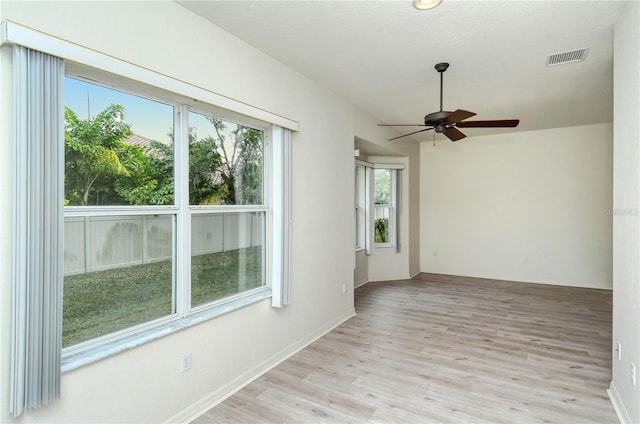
[546,48,589,67]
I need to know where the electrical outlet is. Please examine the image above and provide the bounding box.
[523,256,529,264]
[342,283,346,294]
[616,340,622,361]
[181,352,192,373]
[631,362,636,386]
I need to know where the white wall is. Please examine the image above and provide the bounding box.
[610,2,640,422]
[354,250,369,288]
[420,124,613,289]
[408,146,422,278]
[0,1,415,422]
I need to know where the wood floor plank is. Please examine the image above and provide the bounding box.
[193,273,617,423]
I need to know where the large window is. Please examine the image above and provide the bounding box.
[62,75,275,353]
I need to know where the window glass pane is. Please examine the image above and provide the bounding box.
[64,77,174,206]
[188,111,264,205]
[374,206,391,244]
[63,215,174,347]
[191,212,265,307]
[374,169,391,205]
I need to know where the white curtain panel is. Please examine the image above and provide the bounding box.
[10,46,65,417]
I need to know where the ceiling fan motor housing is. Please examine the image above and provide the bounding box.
[434,62,449,72]
[424,110,453,126]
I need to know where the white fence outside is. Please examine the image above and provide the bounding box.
[64,212,264,276]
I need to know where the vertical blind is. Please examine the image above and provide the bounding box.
[10,46,65,417]
[271,127,292,308]
[395,169,402,253]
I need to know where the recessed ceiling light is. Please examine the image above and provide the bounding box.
[413,0,442,10]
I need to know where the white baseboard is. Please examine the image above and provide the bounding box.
[608,381,632,424]
[164,308,357,424]
[355,272,423,289]
[354,279,368,289]
[355,271,422,289]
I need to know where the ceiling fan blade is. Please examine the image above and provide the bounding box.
[378,124,429,127]
[442,126,466,142]
[388,127,434,141]
[456,119,520,128]
[443,109,476,124]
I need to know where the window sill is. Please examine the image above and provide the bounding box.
[61,287,272,373]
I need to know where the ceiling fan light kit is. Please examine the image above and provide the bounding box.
[413,0,442,10]
[378,62,520,142]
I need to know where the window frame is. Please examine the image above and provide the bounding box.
[61,66,284,372]
[373,168,396,248]
[354,164,367,251]
[355,160,403,253]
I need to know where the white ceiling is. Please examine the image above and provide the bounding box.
[177,0,624,144]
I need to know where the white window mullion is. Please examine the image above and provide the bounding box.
[175,104,191,316]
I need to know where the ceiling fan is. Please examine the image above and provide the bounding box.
[378,62,520,142]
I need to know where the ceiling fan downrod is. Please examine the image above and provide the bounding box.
[435,62,449,112]
[422,62,452,126]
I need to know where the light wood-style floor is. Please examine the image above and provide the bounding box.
[193,273,617,423]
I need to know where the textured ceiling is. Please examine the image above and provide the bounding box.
[177,0,624,144]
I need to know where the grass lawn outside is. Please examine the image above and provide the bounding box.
[63,246,263,347]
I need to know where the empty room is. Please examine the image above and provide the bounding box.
[0,1,638,423]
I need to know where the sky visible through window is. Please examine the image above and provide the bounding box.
[65,77,173,143]
[65,77,241,147]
